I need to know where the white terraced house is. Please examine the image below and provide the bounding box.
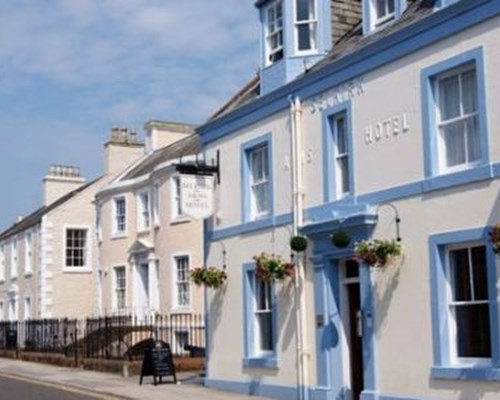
[95,121,205,335]
[0,128,144,320]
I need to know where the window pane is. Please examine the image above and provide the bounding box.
[461,69,477,114]
[257,313,273,351]
[471,246,488,301]
[297,24,312,51]
[336,116,347,154]
[442,121,466,168]
[455,304,491,358]
[337,156,350,194]
[439,75,460,120]
[254,183,270,214]
[466,115,480,163]
[450,248,471,302]
[256,280,271,311]
[388,0,395,13]
[296,0,311,21]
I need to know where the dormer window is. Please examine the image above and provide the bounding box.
[374,0,395,26]
[265,1,284,65]
[295,0,317,52]
[363,0,405,35]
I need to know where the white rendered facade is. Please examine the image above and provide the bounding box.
[199,1,500,399]
[96,122,204,321]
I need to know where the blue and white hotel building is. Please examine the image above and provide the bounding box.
[198,0,500,399]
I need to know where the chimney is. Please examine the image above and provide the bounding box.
[144,120,195,153]
[331,0,362,44]
[104,126,145,175]
[43,165,86,206]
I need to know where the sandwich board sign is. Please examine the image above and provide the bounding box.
[180,174,215,220]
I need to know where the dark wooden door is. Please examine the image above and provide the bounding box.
[347,281,364,400]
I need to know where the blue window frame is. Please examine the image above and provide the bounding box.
[241,133,274,223]
[421,47,490,192]
[429,227,500,380]
[242,262,278,369]
[322,101,354,203]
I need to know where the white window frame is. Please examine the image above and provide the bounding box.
[152,181,161,227]
[249,144,271,220]
[264,0,284,65]
[137,189,151,231]
[112,195,127,235]
[331,112,351,198]
[172,253,191,311]
[253,275,275,357]
[170,176,186,221]
[95,202,102,242]
[0,243,5,282]
[434,64,480,174]
[294,0,318,54]
[10,237,17,280]
[113,265,127,313]
[372,0,395,27]
[8,298,17,321]
[445,243,491,366]
[25,231,33,276]
[24,296,31,321]
[63,226,91,271]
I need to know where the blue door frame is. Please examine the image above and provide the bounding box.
[302,214,377,400]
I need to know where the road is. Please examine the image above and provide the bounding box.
[0,374,113,400]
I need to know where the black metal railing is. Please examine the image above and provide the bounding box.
[0,314,205,361]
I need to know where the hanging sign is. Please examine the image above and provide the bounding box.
[180,174,215,220]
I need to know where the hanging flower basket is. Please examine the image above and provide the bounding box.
[331,230,351,248]
[190,267,227,289]
[290,235,308,252]
[490,224,500,254]
[354,239,402,268]
[253,252,295,283]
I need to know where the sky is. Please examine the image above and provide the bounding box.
[0,0,259,231]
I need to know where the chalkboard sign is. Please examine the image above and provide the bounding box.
[139,341,177,385]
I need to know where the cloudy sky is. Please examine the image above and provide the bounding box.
[0,0,259,230]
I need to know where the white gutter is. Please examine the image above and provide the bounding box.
[289,95,310,400]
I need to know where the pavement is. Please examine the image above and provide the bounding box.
[0,358,271,400]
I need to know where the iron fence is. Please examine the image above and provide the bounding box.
[0,313,205,361]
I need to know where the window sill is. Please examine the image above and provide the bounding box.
[242,357,278,369]
[170,217,191,226]
[172,307,192,314]
[423,164,492,192]
[62,267,92,274]
[111,233,127,240]
[431,366,500,381]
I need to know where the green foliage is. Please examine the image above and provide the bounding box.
[354,239,402,268]
[331,230,351,248]
[253,252,295,283]
[290,235,308,252]
[190,267,227,289]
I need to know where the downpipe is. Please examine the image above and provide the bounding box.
[289,95,310,400]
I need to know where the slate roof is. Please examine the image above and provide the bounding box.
[121,133,201,180]
[0,177,102,241]
[208,0,434,121]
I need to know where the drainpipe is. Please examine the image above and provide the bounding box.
[289,95,310,400]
